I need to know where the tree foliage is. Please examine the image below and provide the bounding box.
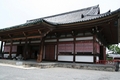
[107,44,120,54]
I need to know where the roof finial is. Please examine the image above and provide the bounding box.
[97,4,99,7]
[108,10,111,13]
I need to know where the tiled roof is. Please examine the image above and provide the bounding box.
[43,5,100,24]
[28,5,100,25]
[43,7,120,25]
[0,19,43,32]
[28,5,120,25]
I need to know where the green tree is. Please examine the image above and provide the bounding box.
[107,44,120,54]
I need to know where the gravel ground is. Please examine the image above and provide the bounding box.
[0,63,120,80]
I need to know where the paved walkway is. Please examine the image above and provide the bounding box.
[0,63,120,80]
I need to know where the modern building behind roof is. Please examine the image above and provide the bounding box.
[0,5,120,63]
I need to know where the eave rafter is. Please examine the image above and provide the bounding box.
[38,29,41,34]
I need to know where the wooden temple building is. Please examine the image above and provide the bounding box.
[0,5,120,63]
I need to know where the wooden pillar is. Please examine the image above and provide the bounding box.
[0,41,3,58]
[118,14,120,43]
[23,39,28,60]
[73,37,76,62]
[56,38,59,61]
[37,38,44,62]
[103,46,106,60]
[9,40,13,59]
[100,45,103,60]
[0,41,3,52]
[93,35,97,63]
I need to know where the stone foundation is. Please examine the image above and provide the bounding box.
[0,59,117,72]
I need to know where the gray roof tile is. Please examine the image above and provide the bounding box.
[42,8,120,25]
[28,5,100,24]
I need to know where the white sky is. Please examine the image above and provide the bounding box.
[0,0,120,29]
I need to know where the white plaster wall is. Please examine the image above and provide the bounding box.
[76,36,93,41]
[55,45,57,60]
[11,54,16,58]
[21,42,25,44]
[96,56,99,61]
[4,54,9,58]
[43,46,45,59]
[5,43,11,45]
[31,41,41,43]
[13,42,20,44]
[45,39,57,42]
[59,38,73,41]
[4,54,16,58]
[58,55,73,61]
[75,56,93,62]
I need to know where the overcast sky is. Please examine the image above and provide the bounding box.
[0,0,120,29]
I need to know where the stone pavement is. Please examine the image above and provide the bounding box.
[0,65,120,80]
[0,59,117,72]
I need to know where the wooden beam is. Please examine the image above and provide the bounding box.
[8,34,12,38]
[45,29,51,36]
[38,29,41,34]
[27,35,41,39]
[23,32,26,37]
[2,35,42,41]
